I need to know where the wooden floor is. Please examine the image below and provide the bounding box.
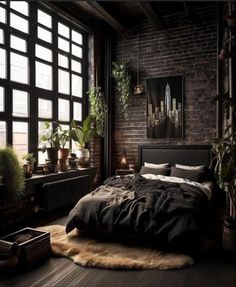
[1,216,236,287]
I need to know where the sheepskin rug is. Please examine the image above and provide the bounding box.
[38,225,194,270]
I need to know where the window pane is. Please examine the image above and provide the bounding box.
[37,26,52,43]
[72,30,82,45]
[73,102,82,121]
[0,6,6,24]
[0,87,4,112]
[10,12,28,33]
[10,1,28,16]
[35,44,52,62]
[38,98,52,119]
[72,74,82,98]
[10,52,29,84]
[12,89,28,117]
[58,54,68,68]
[38,9,52,28]
[36,61,52,90]
[58,69,70,95]
[0,1,6,5]
[10,35,27,53]
[72,44,82,58]
[58,37,69,52]
[38,121,52,148]
[0,48,6,79]
[13,121,28,157]
[71,60,81,74]
[0,121,6,147]
[58,22,69,38]
[58,98,70,121]
[0,28,4,44]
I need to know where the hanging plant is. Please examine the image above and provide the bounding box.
[112,61,131,119]
[87,86,107,137]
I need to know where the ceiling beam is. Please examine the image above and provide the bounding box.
[138,1,164,30]
[83,1,125,33]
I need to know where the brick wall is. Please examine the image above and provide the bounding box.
[111,4,217,173]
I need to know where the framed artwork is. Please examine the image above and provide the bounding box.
[146,75,184,139]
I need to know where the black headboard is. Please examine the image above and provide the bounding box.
[138,144,212,169]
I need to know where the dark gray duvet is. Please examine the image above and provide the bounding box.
[66,175,209,247]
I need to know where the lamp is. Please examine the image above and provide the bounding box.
[133,29,144,95]
[120,149,127,168]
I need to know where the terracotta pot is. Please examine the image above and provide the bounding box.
[59,148,70,160]
[46,148,58,165]
[77,148,90,167]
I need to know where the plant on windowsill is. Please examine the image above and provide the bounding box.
[87,86,107,137]
[57,126,70,161]
[112,61,131,119]
[22,153,36,177]
[39,121,60,166]
[0,146,25,200]
[70,115,96,167]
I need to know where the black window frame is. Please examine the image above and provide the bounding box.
[0,1,88,161]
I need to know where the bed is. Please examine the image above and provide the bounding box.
[66,144,217,252]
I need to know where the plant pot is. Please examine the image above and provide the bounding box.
[59,148,70,160]
[46,148,58,166]
[222,216,236,252]
[77,148,90,168]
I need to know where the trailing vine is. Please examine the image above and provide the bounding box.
[87,86,107,137]
[112,61,131,119]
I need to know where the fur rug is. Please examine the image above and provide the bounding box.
[38,225,194,270]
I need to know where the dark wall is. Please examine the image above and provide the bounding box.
[111,4,217,172]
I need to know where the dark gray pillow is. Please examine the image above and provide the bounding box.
[170,166,205,182]
[140,166,171,176]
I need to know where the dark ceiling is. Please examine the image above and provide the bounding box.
[52,1,216,33]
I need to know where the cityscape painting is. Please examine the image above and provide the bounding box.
[147,75,183,139]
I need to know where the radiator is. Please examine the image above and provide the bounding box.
[41,175,90,212]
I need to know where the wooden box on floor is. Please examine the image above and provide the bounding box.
[0,227,51,264]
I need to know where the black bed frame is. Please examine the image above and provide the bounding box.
[138,144,212,170]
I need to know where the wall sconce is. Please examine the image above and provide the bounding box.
[120,149,127,169]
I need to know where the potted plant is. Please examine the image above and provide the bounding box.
[0,146,25,199]
[39,122,60,165]
[87,86,107,137]
[57,126,70,161]
[212,128,236,251]
[112,61,131,119]
[70,115,96,167]
[22,153,36,177]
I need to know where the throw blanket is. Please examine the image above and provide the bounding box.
[66,175,210,249]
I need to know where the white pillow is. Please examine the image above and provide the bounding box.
[175,164,205,170]
[144,162,169,168]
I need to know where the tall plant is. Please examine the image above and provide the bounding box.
[212,128,236,219]
[112,61,131,119]
[87,86,107,137]
[0,146,25,197]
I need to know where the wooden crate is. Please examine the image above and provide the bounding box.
[0,227,51,264]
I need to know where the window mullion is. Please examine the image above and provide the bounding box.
[52,14,58,124]
[29,3,37,154]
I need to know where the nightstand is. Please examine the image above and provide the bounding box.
[115,169,135,176]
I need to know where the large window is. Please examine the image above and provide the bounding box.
[0,1,87,160]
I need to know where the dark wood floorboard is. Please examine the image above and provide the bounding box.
[1,215,236,287]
